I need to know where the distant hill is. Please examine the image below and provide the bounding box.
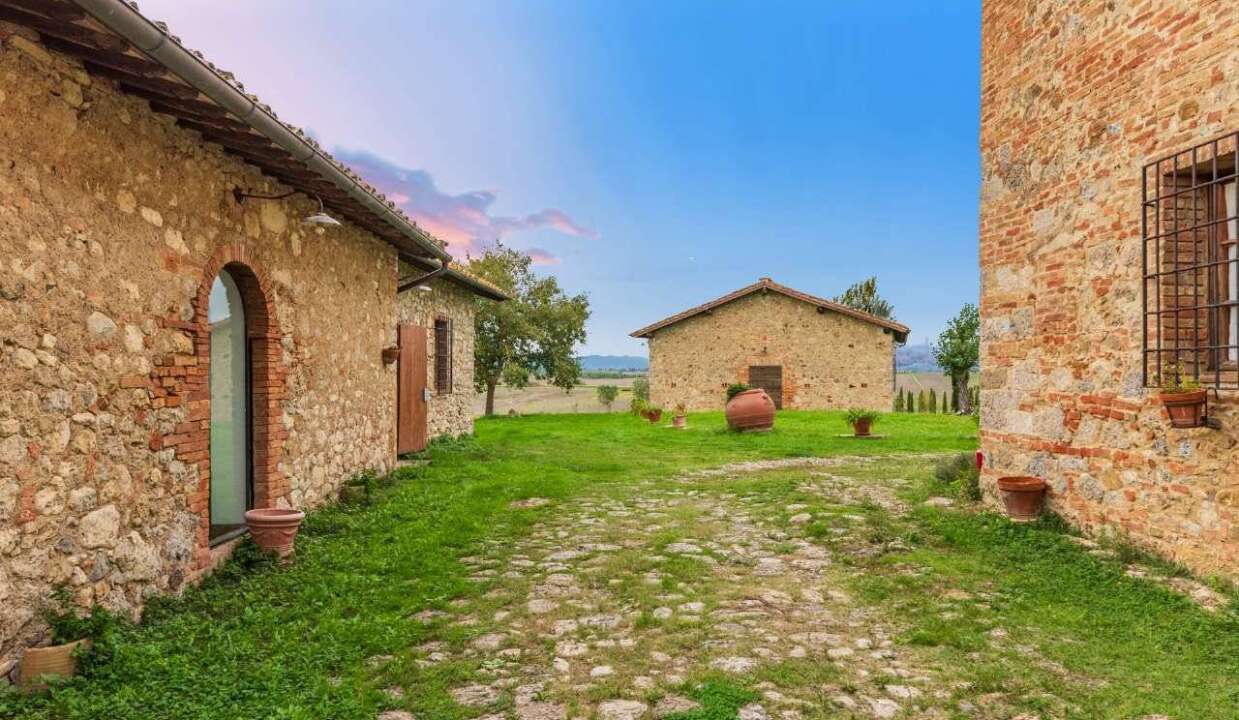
[896,343,941,373]
[579,355,649,372]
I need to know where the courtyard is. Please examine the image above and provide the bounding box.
[3,412,1234,720]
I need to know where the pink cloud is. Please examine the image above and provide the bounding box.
[335,149,596,264]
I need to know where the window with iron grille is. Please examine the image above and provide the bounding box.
[1142,131,1239,390]
[434,318,452,393]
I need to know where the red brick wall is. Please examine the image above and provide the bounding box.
[980,0,1239,576]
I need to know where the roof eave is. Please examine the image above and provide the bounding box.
[71,0,451,262]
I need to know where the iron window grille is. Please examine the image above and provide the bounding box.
[434,318,452,393]
[1142,131,1239,391]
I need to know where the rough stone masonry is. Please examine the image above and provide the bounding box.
[980,0,1238,578]
[0,27,478,672]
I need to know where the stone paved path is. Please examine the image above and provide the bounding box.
[396,456,967,720]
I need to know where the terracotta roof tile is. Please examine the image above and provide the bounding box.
[629,277,910,338]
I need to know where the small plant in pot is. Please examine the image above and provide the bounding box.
[671,403,688,429]
[844,408,880,437]
[1158,363,1207,429]
[642,405,664,424]
[20,588,114,690]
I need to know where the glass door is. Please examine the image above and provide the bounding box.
[208,269,251,542]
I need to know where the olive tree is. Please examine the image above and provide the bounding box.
[470,245,590,416]
[932,303,980,414]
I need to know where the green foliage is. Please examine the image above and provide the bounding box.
[36,587,122,673]
[932,303,980,413]
[894,392,905,412]
[844,408,881,426]
[595,384,620,410]
[917,389,927,413]
[725,383,750,401]
[468,244,591,413]
[631,376,650,402]
[932,452,981,501]
[1159,362,1202,393]
[832,276,895,319]
[630,396,647,415]
[928,388,938,413]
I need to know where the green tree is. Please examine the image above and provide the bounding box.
[894,390,905,412]
[932,303,981,415]
[917,390,927,413]
[929,388,938,413]
[631,377,650,402]
[470,245,590,416]
[833,276,894,319]
[596,384,619,412]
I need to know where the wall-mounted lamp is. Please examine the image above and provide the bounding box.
[232,187,341,227]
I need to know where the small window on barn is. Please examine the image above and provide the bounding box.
[1142,132,1239,390]
[434,318,452,393]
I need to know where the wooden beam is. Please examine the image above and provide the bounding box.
[0,4,127,52]
[39,35,162,77]
[0,0,85,21]
[85,61,199,99]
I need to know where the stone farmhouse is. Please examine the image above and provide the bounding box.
[0,0,505,665]
[631,278,909,412]
[980,1,1237,577]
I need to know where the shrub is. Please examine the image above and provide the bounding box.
[844,408,880,427]
[630,397,647,416]
[932,452,981,501]
[894,391,905,412]
[40,587,121,669]
[725,383,750,401]
[596,384,619,411]
[631,377,650,401]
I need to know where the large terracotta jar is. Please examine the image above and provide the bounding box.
[245,507,306,558]
[725,389,776,431]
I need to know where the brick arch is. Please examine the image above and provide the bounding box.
[179,243,288,559]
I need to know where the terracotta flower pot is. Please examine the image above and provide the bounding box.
[644,409,663,423]
[1159,389,1207,429]
[245,507,306,558]
[672,415,687,429]
[19,639,90,689]
[725,389,775,431]
[997,476,1047,522]
[852,418,872,437]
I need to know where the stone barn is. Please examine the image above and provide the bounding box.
[631,278,908,411]
[980,1,1238,577]
[0,0,503,669]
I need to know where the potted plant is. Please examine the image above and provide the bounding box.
[1158,364,1207,429]
[19,589,111,690]
[630,397,647,417]
[642,405,664,423]
[724,383,775,431]
[244,507,307,559]
[671,403,688,429]
[996,476,1047,522]
[844,408,880,437]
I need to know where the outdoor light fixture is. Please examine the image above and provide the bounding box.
[231,187,341,227]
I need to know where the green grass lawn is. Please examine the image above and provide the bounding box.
[2,411,1235,719]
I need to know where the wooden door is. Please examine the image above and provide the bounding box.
[748,365,783,409]
[396,324,428,455]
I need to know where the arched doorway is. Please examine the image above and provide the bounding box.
[208,268,252,542]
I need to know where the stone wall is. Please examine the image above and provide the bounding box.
[646,291,897,411]
[980,1,1238,578]
[0,30,434,670]
[396,270,477,439]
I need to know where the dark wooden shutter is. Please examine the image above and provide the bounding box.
[397,324,428,454]
[748,365,783,409]
[434,319,451,392]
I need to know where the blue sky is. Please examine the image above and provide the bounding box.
[143,1,981,355]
